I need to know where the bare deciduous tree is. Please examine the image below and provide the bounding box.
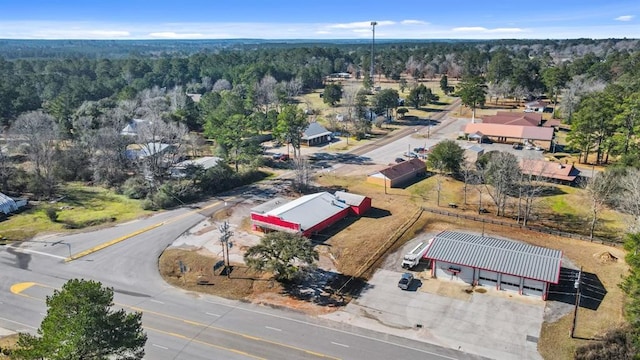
[10,111,59,197]
[0,140,11,191]
[583,171,617,239]
[618,168,640,232]
[293,157,311,192]
[485,152,520,216]
[133,119,188,181]
[460,161,476,205]
[517,159,548,226]
[212,79,232,92]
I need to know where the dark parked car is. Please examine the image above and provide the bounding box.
[398,272,414,290]
[395,157,406,163]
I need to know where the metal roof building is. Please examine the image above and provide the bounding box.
[423,231,563,299]
[250,191,371,237]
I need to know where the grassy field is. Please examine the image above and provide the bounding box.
[0,183,149,241]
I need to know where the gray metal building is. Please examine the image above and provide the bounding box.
[423,231,562,299]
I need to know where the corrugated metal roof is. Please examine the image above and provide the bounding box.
[251,197,288,214]
[424,231,562,283]
[258,192,349,231]
[0,192,18,215]
[334,191,366,206]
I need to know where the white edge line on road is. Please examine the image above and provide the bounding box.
[265,326,281,332]
[13,248,67,260]
[152,344,169,350]
[331,341,349,348]
[222,305,459,360]
[0,316,37,330]
[205,312,221,317]
[149,299,165,304]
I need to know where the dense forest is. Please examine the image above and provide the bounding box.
[1,38,639,191]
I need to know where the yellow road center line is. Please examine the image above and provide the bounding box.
[10,284,339,360]
[130,305,340,359]
[64,199,227,262]
[146,326,266,360]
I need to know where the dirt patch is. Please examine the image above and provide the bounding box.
[595,251,618,264]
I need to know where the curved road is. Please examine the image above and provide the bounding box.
[0,99,487,359]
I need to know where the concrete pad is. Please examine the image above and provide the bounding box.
[322,268,544,360]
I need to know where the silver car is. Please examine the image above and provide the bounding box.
[398,272,413,290]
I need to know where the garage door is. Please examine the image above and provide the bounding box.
[477,270,498,287]
[522,278,545,297]
[500,274,521,293]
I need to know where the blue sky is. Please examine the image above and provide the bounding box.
[0,0,638,39]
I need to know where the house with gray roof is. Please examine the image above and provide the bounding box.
[423,231,562,299]
[301,122,332,146]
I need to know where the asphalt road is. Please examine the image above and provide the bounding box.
[1,194,484,359]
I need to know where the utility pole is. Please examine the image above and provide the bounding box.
[219,221,233,278]
[370,21,377,86]
[571,266,583,338]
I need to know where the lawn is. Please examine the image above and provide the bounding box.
[0,183,149,241]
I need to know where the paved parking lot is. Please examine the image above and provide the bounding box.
[323,267,544,360]
[322,233,546,360]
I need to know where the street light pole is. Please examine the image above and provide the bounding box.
[370,21,377,86]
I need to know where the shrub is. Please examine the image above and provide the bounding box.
[122,177,149,199]
[45,207,58,222]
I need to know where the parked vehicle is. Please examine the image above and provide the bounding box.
[395,157,406,163]
[398,272,414,290]
[401,240,432,269]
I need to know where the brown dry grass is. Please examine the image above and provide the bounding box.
[0,333,18,358]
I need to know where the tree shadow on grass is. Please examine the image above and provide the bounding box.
[282,269,372,307]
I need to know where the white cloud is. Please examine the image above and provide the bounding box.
[148,32,205,39]
[615,15,634,21]
[0,19,638,40]
[452,26,524,33]
[401,20,427,25]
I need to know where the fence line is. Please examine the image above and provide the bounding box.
[421,207,621,247]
